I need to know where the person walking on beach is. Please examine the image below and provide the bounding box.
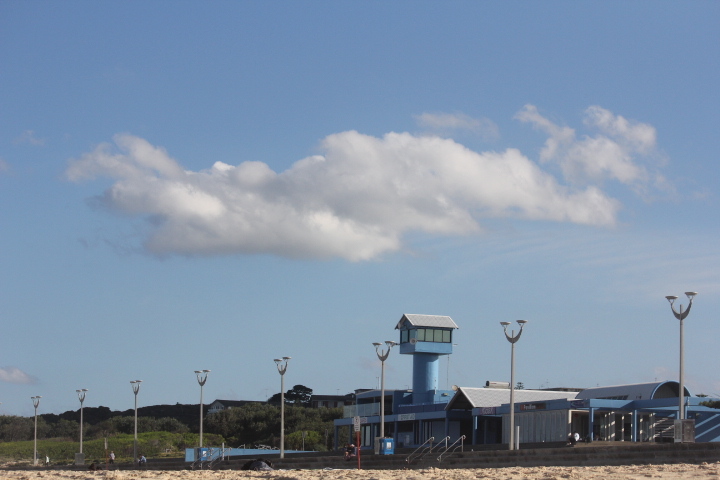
[109,451,115,464]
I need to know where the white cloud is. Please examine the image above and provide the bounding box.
[0,158,9,174]
[515,105,666,193]
[14,129,45,146]
[0,366,38,384]
[415,112,500,141]
[66,129,622,261]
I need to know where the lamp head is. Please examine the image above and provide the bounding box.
[685,292,698,300]
[372,342,381,347]
[500,322,511,326]
[282,357,291,361]
[517,320,528,325]
[273,358,282,363]
[665,295,678,305]
[385,340,397,347]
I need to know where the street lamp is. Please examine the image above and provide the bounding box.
[665,292,697,421]
[373,341,396,439]
[500,320,527,451]
[130,380,142,464]
[194,370,210,448]
[274,357,291,458]
[31,396,41,466]
[76,389,88,455]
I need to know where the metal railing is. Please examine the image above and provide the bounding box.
[190,447,230,470]
[405,436,436,464]
[343,404,382,418]
[207,447,233,469]
[437,435,466,462]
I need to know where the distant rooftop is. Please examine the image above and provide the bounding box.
[576,381,690,401]
[446,387,578,410]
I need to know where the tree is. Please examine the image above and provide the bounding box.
[286,385,313,405]
[48,419,78,439]
[268,385,313,405]
[204,402,342,450]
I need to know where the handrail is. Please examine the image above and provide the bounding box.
[426,436,450,456]
[437,435,466,462]
[207,447,232,469]
[191,447,228,470]
[406,436,434,464]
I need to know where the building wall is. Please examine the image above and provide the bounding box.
[502,410,570,444]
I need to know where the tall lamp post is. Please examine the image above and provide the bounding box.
[31,396,41,465]
[194,370,210,448]
[665,292,697,421]
[274,357,291,458]
[130,380,142,464]
[500,320,527,451]
[76,389,88,456]
[373,341,396,439]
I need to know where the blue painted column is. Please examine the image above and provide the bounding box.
[413,354,440,404]
[589,408,595,442]
[472,415,477,445]
[632,410,638,442]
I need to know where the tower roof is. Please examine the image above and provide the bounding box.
[395,314,459,330]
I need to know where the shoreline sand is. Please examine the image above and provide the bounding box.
[2,463,720,479]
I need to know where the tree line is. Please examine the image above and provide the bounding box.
[0,385,346,452]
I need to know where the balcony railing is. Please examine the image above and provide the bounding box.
[343,403,384,418]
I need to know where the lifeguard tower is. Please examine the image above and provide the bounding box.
[395,314,459,404]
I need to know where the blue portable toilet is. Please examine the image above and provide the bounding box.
[379,437,395,455]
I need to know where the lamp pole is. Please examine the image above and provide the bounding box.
[194,370,210,448]
[274,357,291,458]
[130,380,142,464]
[373,341,396,439]
[665,292,697,421]
[76,389,88,455]
[31,396,41,465]
[500,320,527,451]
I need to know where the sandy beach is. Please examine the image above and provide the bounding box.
[2,463,720,480]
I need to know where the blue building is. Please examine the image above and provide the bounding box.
[334,314,720,450]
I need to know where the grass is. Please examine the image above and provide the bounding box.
[0,432,214,464]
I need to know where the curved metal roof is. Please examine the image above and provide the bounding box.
[395,314,459,330]
[575,381,691,401]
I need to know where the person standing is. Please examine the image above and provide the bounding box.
[109,451,115,464]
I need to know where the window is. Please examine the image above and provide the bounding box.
[400,328,453,343]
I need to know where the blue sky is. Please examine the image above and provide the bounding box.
[1,2,719,417]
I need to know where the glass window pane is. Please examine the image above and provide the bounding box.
[401,330,409,344]
[443,330,451,342]
[417,329,425,341]
[434,329,443,342]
